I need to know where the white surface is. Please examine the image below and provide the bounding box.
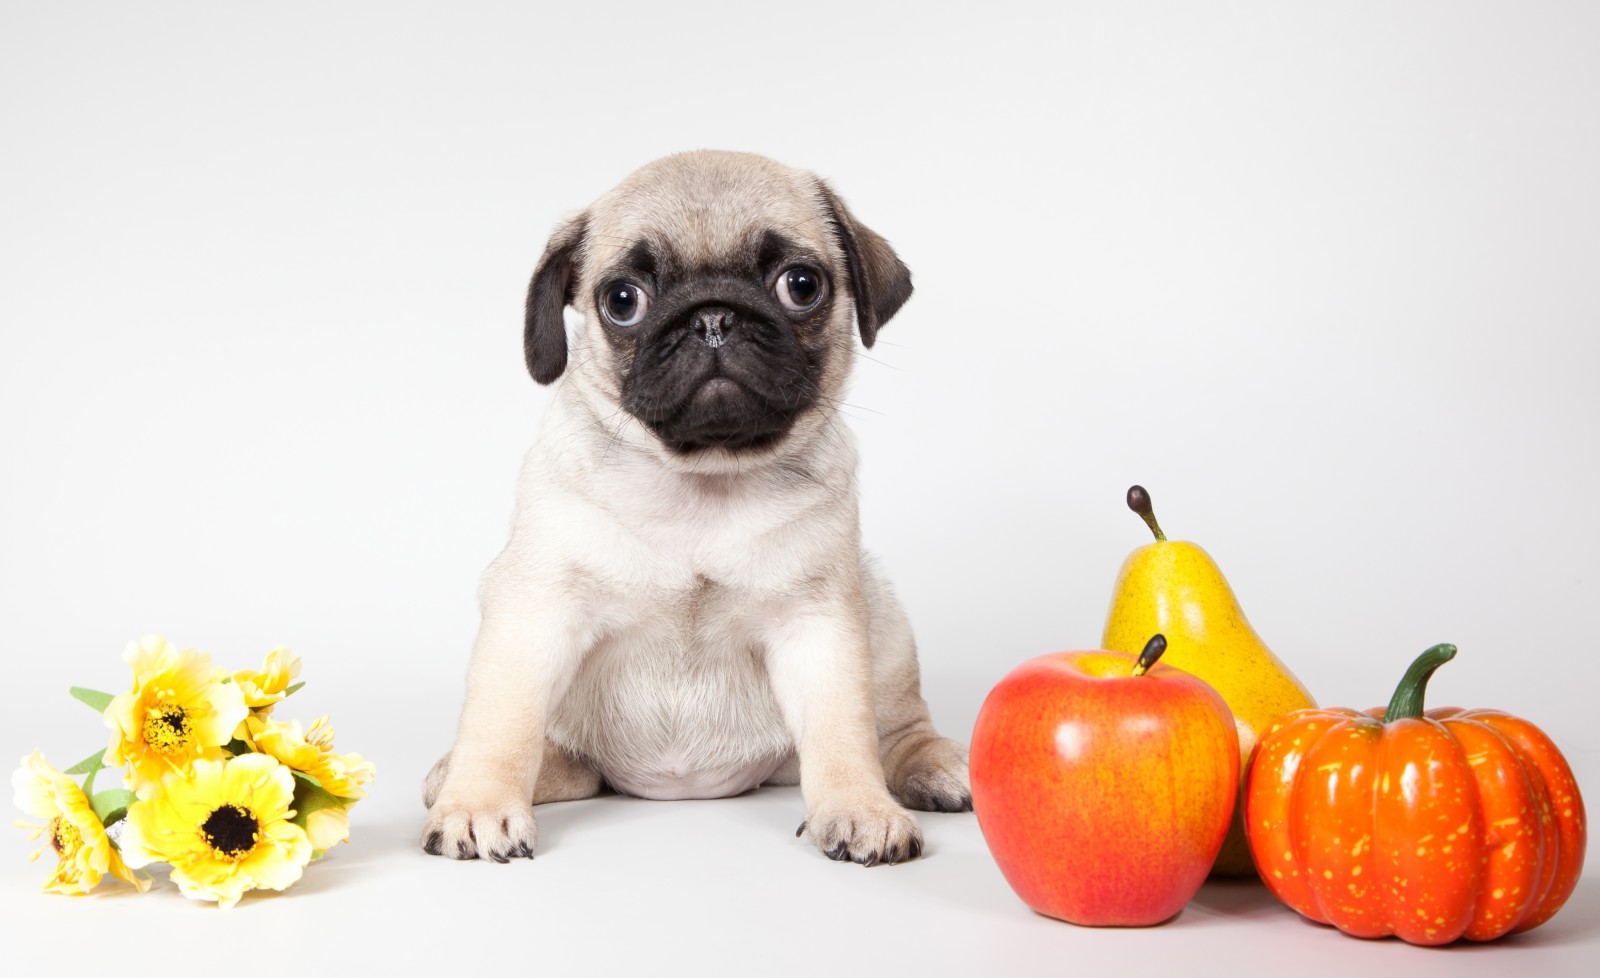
[2,788,1598,978]
[1,1,1596,974]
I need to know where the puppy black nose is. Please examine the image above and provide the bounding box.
[692,306,734,349]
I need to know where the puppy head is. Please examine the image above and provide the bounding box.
[523,151,911,458]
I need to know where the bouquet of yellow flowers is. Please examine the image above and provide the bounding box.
[13,635,376,908]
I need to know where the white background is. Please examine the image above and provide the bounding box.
[2,1,1596,975]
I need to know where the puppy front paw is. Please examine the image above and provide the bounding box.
[420,797,538,862]
[798,797,923,866]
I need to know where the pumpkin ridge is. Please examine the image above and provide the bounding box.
[1444,715,1544,941]
[1297,713,1386,935]
[1477,713,1586,934]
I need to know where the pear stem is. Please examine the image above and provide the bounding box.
[1383,644,1458,723]
[1127,486,1166,542]
[1131,634,1167,677]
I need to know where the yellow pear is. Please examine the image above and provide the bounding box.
[1101,486,1315,877]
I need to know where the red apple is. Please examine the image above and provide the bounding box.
[970,635,1239,926]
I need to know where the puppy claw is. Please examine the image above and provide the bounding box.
[420,797,538,862]
[802,800,922,867]
[795,820,808,839]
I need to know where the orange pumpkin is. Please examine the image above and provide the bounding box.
[1245,644,1586,945]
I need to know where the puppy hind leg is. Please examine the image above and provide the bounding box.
[761,751,800,787]
[864,565,972,813]
[880,717,973,813]
[533,742,605,804]
[422,752,452,808]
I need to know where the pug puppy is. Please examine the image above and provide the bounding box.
[421,150,970,866]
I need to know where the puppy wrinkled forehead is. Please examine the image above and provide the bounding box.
[583,151,835,277]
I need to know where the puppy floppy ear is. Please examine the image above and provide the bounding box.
[523,213,588,384]
[816,182,913,348]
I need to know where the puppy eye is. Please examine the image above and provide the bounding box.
[600,281,649,328]
[775,266,823,312]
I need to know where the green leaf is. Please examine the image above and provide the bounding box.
[67,748,110,797]
[283,681,305,697]
[225,738,254,756]
[70,687,114,713]
[100,806,132,828]
[63,749,107,776]
[290,777,344,826]
[91,789,136,827]
[291,769,324,790]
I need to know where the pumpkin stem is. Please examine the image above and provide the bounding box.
[1131,634,1167,677]
[1383,644,1458,723]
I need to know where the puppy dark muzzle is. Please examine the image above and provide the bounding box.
[621,289,821,454]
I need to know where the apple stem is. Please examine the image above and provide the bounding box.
[1127,486,1166,542]
[1383,644,1458,723]
[1131,634,1167,677]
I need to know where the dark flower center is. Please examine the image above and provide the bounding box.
[142,705,193,753]
[201,804,260,860]
[51,816,82,856]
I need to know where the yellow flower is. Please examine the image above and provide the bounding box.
[105,635,248,791]
[233,646,301,711]
[12,751,147,895]
[120,753,311,909]
[247,715,376,800]
[302,806,351,853]
[246,715,376,850]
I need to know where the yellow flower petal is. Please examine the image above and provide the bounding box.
[105,637,248,792]
[121,753,310,909]
[11,751,147,895]
[233,646,302,711]
[303,805,350,851]
[247,715,376,801]
[12,752,60,820]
